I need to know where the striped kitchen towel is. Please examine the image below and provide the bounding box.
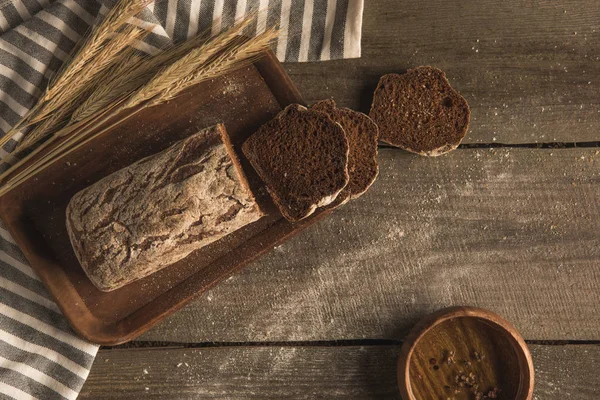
[0,221,98,400]
[0,0,364,398]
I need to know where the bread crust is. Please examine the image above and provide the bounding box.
[66,124,263,292]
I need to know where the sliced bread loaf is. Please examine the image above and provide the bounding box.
[369,66,470,156]
[312,99,379,206]
[242,104,349,222]
[66,124,263,291]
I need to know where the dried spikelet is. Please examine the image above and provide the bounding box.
[29,25,149,126]
[125,16,256,108]
[0,16,278,196]
[152,29,278,106]
[69,24,232,124]
[69,32,213,124]
[69,53,145,123]
[17,114,67,151]
[47,0,152,92]
[15,27,149,152]
[0,0,151,149]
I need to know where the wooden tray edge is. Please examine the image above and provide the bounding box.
[0,50,319,345]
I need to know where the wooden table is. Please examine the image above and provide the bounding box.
[80,1,600,398]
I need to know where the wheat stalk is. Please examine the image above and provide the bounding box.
[0,0,151,149]
[35,16,259,144]
[17,113,67,151]
[46,0,152,93]
[0,100,126,193]
[71,12,259,126]
[157,29,278,105]
[69,31,213,124]
[16,28,150,152]
[0,34,277,196]
[125,17,255,108]
[69,54,145,123]
[7,9,260,153]
[0,12,278,196]
[28,25,149,127]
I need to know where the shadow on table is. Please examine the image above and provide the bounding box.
[355,312,429,400]
[356,343,403,399]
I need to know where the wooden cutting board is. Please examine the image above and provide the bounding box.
[0,52,331,345]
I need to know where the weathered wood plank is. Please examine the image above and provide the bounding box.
[140,148,600,342]
[285,0,600,144]
[80,344,600,399]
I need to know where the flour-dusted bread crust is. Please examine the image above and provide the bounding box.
[66,124,263,292]
[370,66,470,156]
[312,99,379,207]
[242,104,349,222]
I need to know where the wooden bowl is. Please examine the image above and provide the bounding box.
[398,307,534,400]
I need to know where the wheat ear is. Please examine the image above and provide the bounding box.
[0,19,278,196]
[16,27,150,152]
[125,17,256,108]
[0,0,151,149]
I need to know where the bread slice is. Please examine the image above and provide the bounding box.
[369,66,470,156]
[312,99,379,206]
[242,104,349,222]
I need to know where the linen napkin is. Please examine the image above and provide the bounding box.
[0,0,364,398]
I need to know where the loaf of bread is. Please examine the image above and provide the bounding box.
[242,104,349,222]
[66,124,263,292]
[369,66,470,156]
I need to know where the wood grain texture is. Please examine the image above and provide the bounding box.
[140,148,600,342]
[285,0,600,144]
[80,344,600,399]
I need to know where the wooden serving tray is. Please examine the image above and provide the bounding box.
[0,52,330,345]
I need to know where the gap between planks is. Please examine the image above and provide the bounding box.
[80,344,600,399]
[103,339,600,351]
[377,141,600,150]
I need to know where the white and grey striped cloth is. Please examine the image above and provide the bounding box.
[0,0,364,398]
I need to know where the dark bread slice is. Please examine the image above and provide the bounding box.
[242,104,349,222]
[369,66,470,156]
[312,99,379,206]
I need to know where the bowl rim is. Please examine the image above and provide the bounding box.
[397,306,535,400]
